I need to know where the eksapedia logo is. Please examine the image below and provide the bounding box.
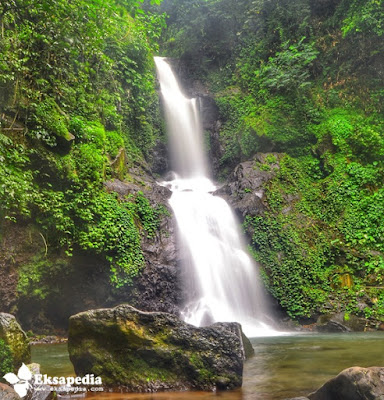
[3,364,33,398]
[3,364,103,398]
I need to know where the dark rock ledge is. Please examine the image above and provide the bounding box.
[68,304,253,392]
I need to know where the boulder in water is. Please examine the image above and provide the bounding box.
[285,366,384,400]
[308,366,384,400]
[0,313,31,369]
[316,312,366,332]
[68,304,250,392]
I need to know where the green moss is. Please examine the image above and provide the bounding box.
[105,131,124,159]
[245,154,384,321]
[0,339,14,377]
[33,97,73,144]
[0,315,31,369]
[17,256,70,300]
[0,0,166,298]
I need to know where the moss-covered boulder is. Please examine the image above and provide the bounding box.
[68,304,250,392]
[0,314,30,370]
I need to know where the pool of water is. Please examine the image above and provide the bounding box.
[31,343,74,377]
[31,332,384,400]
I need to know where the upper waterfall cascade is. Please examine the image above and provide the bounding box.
[155,57,275,336]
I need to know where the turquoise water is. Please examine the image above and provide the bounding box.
[31,332,384,399]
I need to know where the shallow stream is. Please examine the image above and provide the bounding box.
[31,332,384,399]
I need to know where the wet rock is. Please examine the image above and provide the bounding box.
[132,184,180,315]
[104,175,181,316]
[199,96,219,131]
[0,383,20,400]
[148,140,169,176]
[215,153,283,220]
[308,366,384,400]
[316,313,366,332]
[196,95,222,175]
[241,332,255,359]
[104,179,142,197]
[208,120,224,176]
[131,262,181,316]
[0,313,31,368]
[29,336,67,345]
[0,224,44,314]
[68,304,249,392]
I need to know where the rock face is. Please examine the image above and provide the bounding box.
[68,304,249,392]
[132,182,181,316]
[148,140,169,176]
[0,224,44,315]
[0,157,181,334]
[0,383,20,400]
[105,175,182,316]
[215,153,283,220]
[0,313,31,369]
[316,313,367,333]
[308,367,384,400]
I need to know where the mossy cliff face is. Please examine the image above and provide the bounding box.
[217,153,384,327]
[104,177,181,317]
[0,313,31,370]
[0,159,180,334]
[68,304,248,392]
[0,0,171,334]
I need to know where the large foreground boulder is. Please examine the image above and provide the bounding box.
[0,313,30,369]
[68,304,250,392]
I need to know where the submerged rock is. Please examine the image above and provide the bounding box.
[308,366,384,400]
[0,313,31,369]
[68,304,250,392]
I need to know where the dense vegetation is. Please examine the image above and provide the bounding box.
[0,339,13,377]
[0,0,166,294]
[159,0,384,323]
[0,0,383,328]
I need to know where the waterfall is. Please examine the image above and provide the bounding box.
[155,57,274,337]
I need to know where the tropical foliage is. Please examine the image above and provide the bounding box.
[0,0,166,288]
[158,0,384,322]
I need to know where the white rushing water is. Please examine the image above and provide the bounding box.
[155,57,274,337]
